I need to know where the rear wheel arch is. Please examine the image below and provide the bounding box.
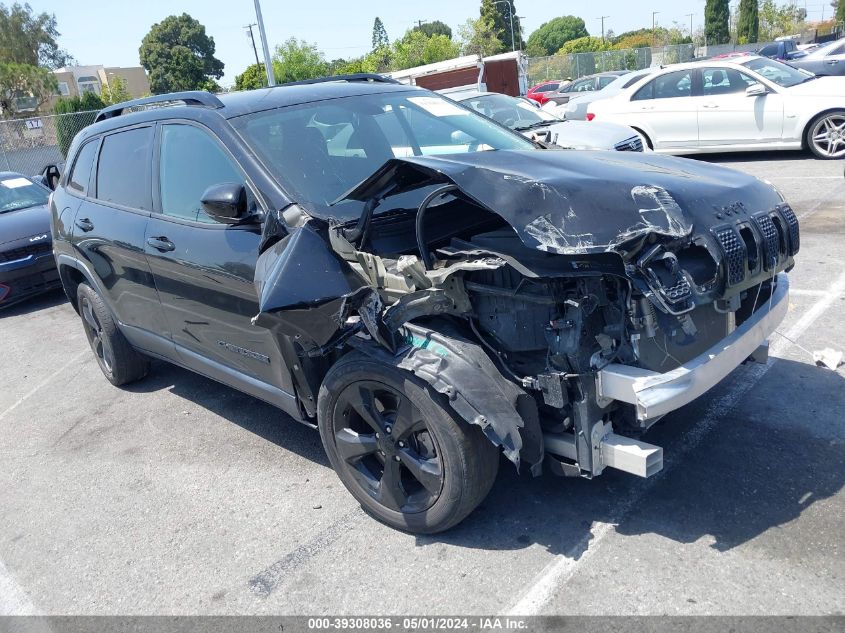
[58,262,86,313]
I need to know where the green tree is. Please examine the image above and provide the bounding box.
[0,61,56,115]
[459,16,503,57]
[556,36,610,55]
[100,75,131,105]
[525,16,589,56]
[413,20,452,40]
[480,0,522,51]
[372,17,389,50]
[758,0,805,40]
[52,92,105,157]
[705,0,731,44]
[139,13,224,94]
[838,0,845,24]
[736,0,759,43]
[234,63,266,90]
[0,2,71,68]
[393,30,460,70]
[272,38,328,83]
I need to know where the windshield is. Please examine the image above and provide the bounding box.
[741,57,814,87]
[459,93,557,130]
[232,91,534,208]
[0,176,49,214]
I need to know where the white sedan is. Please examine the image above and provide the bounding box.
[586,56,845,159]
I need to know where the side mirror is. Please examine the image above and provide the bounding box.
[40,164,61,190]
[746,83,767,97]
[200,182,249,224]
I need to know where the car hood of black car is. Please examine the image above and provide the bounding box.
[0,203,51,248]
[336,150,783,255]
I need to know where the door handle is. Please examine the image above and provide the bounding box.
[826,60,839,65]
[640,105,655,110]
[75,218,94,232]
[146,236,175,252]
[702,104,719,109]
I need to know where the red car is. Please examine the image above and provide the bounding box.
[525,80,567,105]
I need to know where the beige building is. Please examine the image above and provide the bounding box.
[43,65,150,110]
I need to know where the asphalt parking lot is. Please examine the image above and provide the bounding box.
[0,151,843,617]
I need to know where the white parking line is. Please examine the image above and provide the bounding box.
[507,269,845,616]
[0,350,89,423]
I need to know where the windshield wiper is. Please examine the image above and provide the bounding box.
[513,121,550,132]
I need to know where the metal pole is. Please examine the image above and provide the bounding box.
[597,16,610,42]
[245,24,261,69]
[652,11,660,47]
[253,0,275,87]
[686,13,694,41]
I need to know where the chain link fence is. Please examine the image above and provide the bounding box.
[0,110,98,176]
[526,44,695,85]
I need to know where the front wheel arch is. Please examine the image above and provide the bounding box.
[631,126,653,150]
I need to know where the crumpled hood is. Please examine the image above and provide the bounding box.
[0,203,51,248]
[339,150,782,255]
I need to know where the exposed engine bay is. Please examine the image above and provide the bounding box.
[253,150,798,479]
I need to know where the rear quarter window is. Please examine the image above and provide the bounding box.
[68,140,99,195]
[95,127,153,211]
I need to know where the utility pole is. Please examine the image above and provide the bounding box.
[244,23,260,69]
[415,19,428,29]
[652,11,660,47]
[253,0,275,87]
[597,15,610,42]
[685,13,694,41]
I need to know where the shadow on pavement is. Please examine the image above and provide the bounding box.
[0,287,66,318]
[120,351,844,558]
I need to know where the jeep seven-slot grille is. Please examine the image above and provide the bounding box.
[0,243,51,263]
[778,205,800,255]
[753,213,780,269]
[713,226,747,286]
[614,137,644,152]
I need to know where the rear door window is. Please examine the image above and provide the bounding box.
[95,127,153,210]
[68,140,98,195]
[632,70,693,101]
[534,83,559,93]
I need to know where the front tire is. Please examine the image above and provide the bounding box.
[806,110,845,159]
[318,352,499,533]
[77,283,149,386]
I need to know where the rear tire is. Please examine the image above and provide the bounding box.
[76,283,149,386]
[806,110,845,159]
[318,352,499,534]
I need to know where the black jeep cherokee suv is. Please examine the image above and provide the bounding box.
[51,75,797,533]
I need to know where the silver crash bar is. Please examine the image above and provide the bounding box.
[597,274,790,421]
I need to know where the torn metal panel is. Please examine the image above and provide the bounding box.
[349,322,544,473]
[253,222,372,348]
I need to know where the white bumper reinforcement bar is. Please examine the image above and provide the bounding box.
[596,273,790,421]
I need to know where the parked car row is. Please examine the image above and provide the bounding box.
[530,43,845,159]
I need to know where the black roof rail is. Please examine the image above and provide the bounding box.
[279,73,401,87]
[94,91,225,123]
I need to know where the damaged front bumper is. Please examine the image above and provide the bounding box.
[596,273,789,421]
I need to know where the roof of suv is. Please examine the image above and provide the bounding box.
[81,79,426,140]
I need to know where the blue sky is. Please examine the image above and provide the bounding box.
[32,0,833,85]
